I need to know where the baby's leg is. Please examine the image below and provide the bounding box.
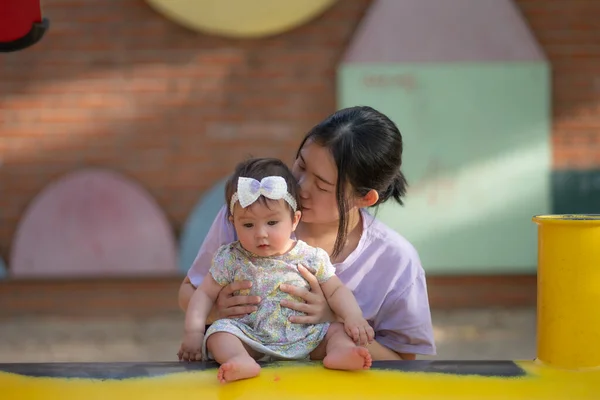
[310,322,372,370]
[206,332,262,383]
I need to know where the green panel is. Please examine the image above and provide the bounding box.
[338,63,551,274]
[552,170,600,214]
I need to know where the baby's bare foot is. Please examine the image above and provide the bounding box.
[323,346,372,370]
[217,356,261,383]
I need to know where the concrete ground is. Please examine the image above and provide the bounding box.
[0,308,536,362]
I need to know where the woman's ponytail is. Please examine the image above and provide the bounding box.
[377,172,408,206]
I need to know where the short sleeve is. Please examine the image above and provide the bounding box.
[208,245,236,287]
[187,205,237,287]
[311,247,336,284]
[374,268,436,356]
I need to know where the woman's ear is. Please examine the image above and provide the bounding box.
[228,215,234,224]
[291,210,302,231]
[357,189,379,208]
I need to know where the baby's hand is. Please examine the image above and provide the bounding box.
[177,331,204,362]
[343,315,375,346]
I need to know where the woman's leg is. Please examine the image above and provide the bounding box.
[206,332,262,383]
[309,322,372,370]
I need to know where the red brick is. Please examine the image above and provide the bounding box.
[0,276,536,317]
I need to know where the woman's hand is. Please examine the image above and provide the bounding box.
[279,264,335,324]
[213,280,261,319]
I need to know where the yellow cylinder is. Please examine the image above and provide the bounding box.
[533,214,600,370]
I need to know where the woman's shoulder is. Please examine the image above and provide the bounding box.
[362,210,419,257]
[216,205,236,233]
[358,209,424,286]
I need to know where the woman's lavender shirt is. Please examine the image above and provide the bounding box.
[187,206,436,356]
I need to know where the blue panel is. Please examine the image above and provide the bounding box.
[178,179,227,274]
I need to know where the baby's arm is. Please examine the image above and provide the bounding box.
[320,276,362,321]
[178,274,224,361]
[185,274,224,333]
[321,276,375,346]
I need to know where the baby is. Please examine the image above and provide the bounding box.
[178,158,374,383]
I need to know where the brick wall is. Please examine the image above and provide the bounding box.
[1,0,599,263]
[0,275,537,317]
[515,1,600,213]
[517,0,600,170]
[0,0,372,260]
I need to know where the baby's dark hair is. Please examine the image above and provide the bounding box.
[225,158,301,217]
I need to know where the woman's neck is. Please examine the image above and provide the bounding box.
[297,208,363,262]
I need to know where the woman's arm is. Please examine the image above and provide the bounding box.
[185,206,234,290]
[372,268,436,359]
[282,265,434,360]
[320,274,421,359]
[178,276,196,311]
[280,266,425,360]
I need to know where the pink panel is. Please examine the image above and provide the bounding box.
[343,0,546,63]
[10,169,178,278]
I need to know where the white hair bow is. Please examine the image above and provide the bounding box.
[230,176,297,214]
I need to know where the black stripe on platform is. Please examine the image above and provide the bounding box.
[371,360,526,377]
[0,360,526,380]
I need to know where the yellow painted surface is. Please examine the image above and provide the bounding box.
[533,214,600,370]
[144,0,337,38]
[1,361,600,400]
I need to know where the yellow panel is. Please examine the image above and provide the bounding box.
[1,361,599,400]
[144,0,338,38]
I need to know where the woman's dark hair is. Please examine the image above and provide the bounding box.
[296,105,407,258]
[225,157,301,217]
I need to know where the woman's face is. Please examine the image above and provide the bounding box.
[291,140,340,224]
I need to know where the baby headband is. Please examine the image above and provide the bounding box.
[230,176,297,215]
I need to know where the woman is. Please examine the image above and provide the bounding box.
[179,106,436,360]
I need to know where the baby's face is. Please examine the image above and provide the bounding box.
[231,199,300,257]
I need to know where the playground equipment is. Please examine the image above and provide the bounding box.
[0,0,49,52]
[0,215,598,399]
[534,214,600,370]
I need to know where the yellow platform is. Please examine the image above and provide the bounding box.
[1,360,599,400]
